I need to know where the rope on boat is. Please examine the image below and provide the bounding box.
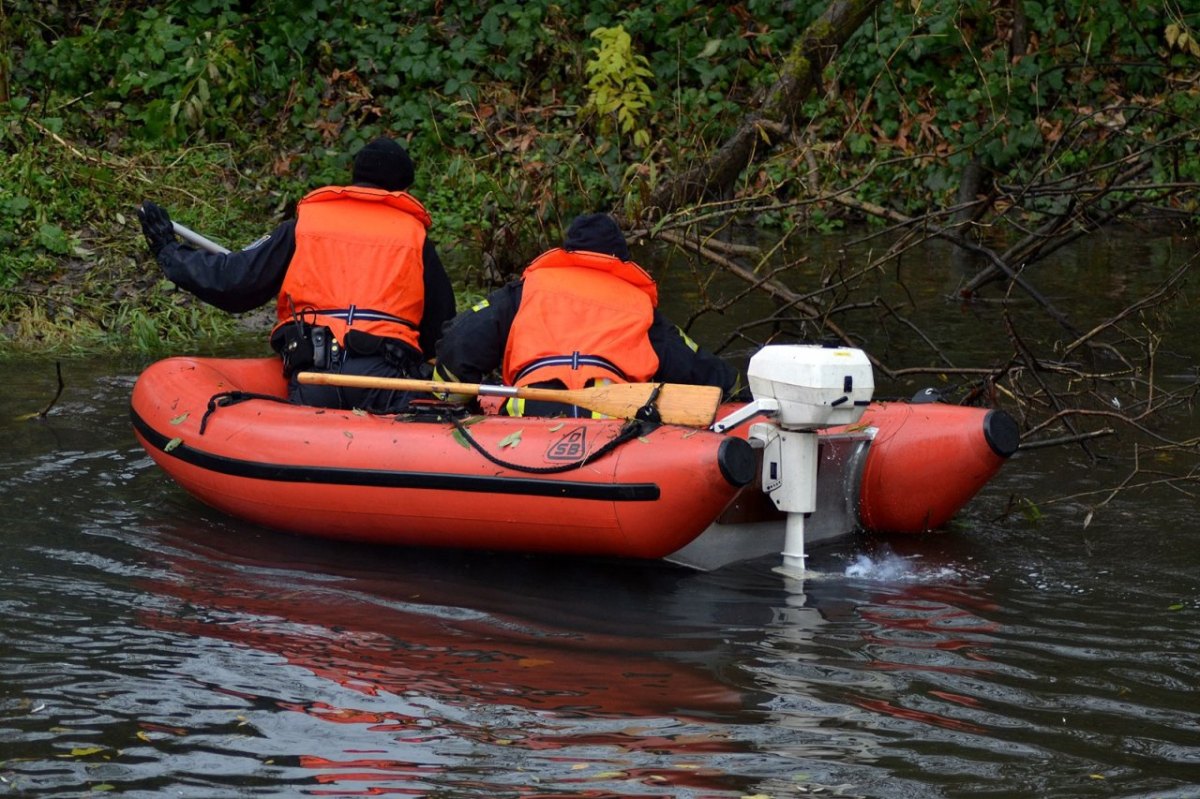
[449,414,656,474]
[198,390,660,474]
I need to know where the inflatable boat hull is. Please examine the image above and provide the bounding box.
[132,357,1018,568]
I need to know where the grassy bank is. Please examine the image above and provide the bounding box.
[2,1,1196,354]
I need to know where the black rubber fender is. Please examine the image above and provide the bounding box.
[717,436,757,487]
[983,409,1021,458]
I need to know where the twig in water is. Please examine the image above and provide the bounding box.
[37,362,65,420]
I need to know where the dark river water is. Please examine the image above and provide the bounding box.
[3,230,1200,797]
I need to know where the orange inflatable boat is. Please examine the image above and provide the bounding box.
[131,352,1019,569]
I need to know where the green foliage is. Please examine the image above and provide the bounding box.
[792,0,1199,219]
[582,26,655,149]
[0,0,1196,352]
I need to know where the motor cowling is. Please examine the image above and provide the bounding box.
[747,345,874,430]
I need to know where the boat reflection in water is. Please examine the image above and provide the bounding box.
[135,521,764,795]
[134,514,1008,796]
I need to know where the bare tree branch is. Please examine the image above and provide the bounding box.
[646,0,885,216]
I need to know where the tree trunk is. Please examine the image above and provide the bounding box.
[1009,0,1028,60]
[645,0,884,217]
[0,4,10,104]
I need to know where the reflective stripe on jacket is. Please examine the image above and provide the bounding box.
[273,185,431,352]
[502,248,660,391]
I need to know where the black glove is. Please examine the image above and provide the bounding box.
[138,201,177,257]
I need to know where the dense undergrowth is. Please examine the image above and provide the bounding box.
[1,0,1196,354]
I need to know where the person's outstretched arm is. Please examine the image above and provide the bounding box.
[139,201,294,314]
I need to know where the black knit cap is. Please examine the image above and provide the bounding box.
[562,213,630,261]
[351,137,415,191]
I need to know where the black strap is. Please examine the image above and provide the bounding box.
[199,391,293,434]
[634,383,663,424]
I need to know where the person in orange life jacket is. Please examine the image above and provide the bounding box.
[433,213,738,417]
[137,137,456,413]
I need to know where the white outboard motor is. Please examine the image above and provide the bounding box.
[713,344,874,573]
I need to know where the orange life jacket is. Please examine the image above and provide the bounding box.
[273,185,431,352]
[503,248,660,391]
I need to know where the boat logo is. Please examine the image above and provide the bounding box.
[546,426,588,461]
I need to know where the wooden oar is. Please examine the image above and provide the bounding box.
[296,372,722,427]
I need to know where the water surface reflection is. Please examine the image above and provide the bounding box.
[4,227,1200,796]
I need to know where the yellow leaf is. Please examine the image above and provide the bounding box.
[499,430,523,448]
[169,412,189,425]
[1166,23,1181,47]
[136,731,151,743]
[164,437,183,452]
[67,747,105,757]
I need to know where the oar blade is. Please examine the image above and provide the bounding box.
[574,382,723,427]
[653,383,724,427]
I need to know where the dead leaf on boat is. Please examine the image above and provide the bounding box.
[164,437,183,452]
[499,430,522,448]
[169,412,189,425]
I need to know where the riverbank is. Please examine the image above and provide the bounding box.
[3,2,1196,355]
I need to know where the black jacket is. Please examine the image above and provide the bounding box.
[156,218,456,360]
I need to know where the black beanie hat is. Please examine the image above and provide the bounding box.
[562,213,630,261]
[351,137,415,191]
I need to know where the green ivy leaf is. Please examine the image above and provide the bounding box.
[37,224,70,255]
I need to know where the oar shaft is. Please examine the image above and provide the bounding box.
[298,373,511,397]
[295,372,720,427]
[172,221,231,255]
